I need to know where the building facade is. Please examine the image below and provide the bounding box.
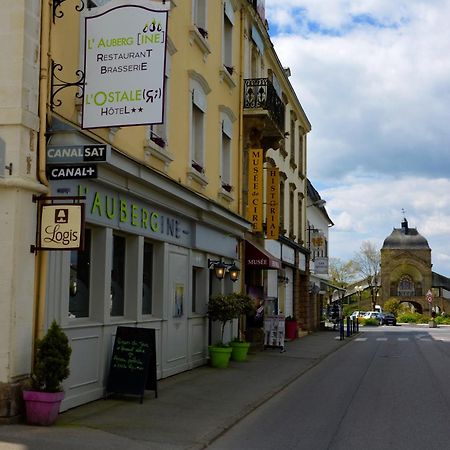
[0,0,315,416]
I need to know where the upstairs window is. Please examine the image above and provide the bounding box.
[223,1,234,73]
[193,0,207,38]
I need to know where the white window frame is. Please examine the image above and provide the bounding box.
[193,0,207,34]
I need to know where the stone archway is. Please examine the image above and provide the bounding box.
[398,300,423,314]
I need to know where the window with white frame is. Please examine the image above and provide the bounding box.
[223,1,234,73]
[190,75,209,174]
[298,125,305,175]
[221,114,232,191]
[193,0,207,38]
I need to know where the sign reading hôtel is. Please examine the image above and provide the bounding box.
[82,0,169,129]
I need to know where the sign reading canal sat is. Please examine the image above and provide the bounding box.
[82,0,169,129]
[40,204,84,250]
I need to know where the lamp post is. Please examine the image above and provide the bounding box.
[355,285,363,311]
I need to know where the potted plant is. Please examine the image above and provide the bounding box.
[229,293,254,362]
[208,292,253,367]
[22,320,72,425]
[285,316,298,340]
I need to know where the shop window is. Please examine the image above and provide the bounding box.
[142,242,153,315]
[192,266,207,314]
[110,234,125,316]
[69,229,91,318]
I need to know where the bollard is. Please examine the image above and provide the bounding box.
[339,319,345,340]
[346,317,351,337]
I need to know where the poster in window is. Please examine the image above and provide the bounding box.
[173,283,184,317]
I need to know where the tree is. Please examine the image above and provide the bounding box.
[352,241,381,310]
[383,299,401,316]
[329,257,358,287]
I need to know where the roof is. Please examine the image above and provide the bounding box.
[307,179,334,226]
[432,272,450,290]
[382,219,430,250]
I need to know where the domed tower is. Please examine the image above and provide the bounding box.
[380,218,432,313]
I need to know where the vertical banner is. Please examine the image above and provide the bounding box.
[247,149,263,232]
[82,0,169,129]
[266,167,279,240]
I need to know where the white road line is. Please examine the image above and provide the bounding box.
[398,338,409,341]
[355,338,367,341]
[376,337,388,341]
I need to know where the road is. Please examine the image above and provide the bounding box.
[207,324,450,450]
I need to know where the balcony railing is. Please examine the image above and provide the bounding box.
[244,78,285,132]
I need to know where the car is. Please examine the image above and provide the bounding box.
[363,311,383,324]
[350,311,366,319]
[382,313,397,326]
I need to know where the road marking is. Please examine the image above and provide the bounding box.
[376,338,388,341]
[398,338,409,341]
[355,338,367,341]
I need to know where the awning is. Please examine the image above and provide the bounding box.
[245,240,282,270]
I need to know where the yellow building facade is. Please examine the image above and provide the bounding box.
[0,0,313,416]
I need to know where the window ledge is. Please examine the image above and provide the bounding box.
[218,187,234,202]
[187,167,209,187]
[219,67,236,89]
[189,27,211,59]
[144,138,174,169]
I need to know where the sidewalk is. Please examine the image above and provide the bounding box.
[0,331,355,450]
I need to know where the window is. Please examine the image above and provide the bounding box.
[398,276,415,297]
[289,185,295,237]
[192,266,207,314]
[110,234,125,316]
[290,112,296,162]
[69,229,91,318]
[279,176,285,232]
[298,126,305,175]
[220,112,233,191]
[189,74,210,175]
[223,1,234,72]
[297,197,303,244]
[192,103,204,171]
[193,0,207,36]
[142,242,153,315]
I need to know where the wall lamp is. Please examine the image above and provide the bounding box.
[208,259,240,282]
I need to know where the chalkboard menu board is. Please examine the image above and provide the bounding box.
[107,326,157,403]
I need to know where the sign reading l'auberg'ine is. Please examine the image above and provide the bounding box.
[82,0,169,129]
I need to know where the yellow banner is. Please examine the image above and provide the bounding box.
[266,167,279,240]
[247,149,263,231]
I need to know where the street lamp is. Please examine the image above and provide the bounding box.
[208,259,240,282]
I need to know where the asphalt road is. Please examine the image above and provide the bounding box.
[207,324,450,450]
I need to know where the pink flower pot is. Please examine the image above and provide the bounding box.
[23,390,65,426]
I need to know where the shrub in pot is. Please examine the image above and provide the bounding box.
[22,320,72,425]
[208,293,253,367]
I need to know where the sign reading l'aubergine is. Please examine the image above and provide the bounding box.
[82,0,169,129]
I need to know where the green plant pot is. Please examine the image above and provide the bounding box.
[230,341,251,362]
[208,346,232,368]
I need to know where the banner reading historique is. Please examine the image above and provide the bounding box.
[82,0,169,129]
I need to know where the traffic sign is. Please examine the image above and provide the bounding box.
[426,290,433,303]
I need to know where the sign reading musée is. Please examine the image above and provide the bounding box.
[82,0,169,129]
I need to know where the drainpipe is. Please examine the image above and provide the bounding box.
[34,0,52,341]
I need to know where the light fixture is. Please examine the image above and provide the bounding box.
[208,259,240,282]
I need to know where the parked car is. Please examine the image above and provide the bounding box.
[350,311,366,319]
[363,311,383,324]
[382,313,397,326]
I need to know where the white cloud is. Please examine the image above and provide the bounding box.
[265,0,450,275]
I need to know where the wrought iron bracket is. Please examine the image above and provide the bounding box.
[50,60,85,110]
[53,0,85,23]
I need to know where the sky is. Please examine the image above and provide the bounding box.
[265,0,450,276]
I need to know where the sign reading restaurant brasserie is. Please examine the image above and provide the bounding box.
[82,0,169,129]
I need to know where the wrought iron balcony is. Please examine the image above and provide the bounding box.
[244,78,285,135]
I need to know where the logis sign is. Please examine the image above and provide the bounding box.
[82,0,169,129]
[39,204,84,250]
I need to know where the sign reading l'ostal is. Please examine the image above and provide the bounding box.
[82,0,169,129]
[40,204,84,250]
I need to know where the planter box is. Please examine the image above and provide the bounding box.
[23,390,65,426]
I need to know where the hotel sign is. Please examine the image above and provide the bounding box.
[247,149,263,232]
[82,0,169,129]
[266,167,279,240]
[39,204,84,250]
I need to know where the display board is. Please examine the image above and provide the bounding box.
[106,326,157,403]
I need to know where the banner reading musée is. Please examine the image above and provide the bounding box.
[82,0,168,129]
